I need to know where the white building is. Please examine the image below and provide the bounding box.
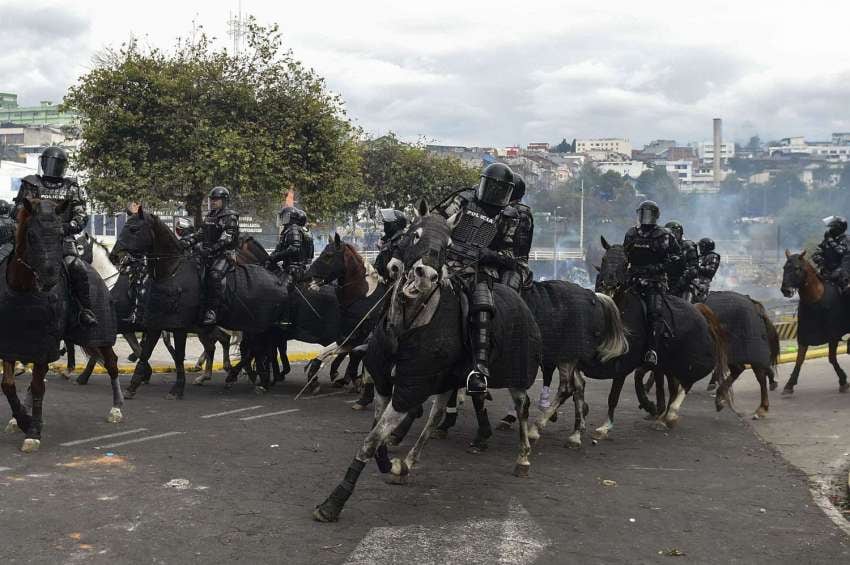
[768,136,850,162]
[575,138,632,157]
[0,155,38,202]
[692,141,735,166]
[658,160,693,183]
[596,160,647,179]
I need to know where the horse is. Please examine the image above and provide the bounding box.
[300,234,389,392]
[116,207,288,399]
[313,203,541,523]
[0,198,124,452]
[560,238,727,438]
[779,250,850,394]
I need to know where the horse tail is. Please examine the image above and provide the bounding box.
[749,298,780,370]
[594,292,629,362]
[696,303,728,383]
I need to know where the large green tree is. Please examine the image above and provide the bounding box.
[359,133,479,214]
[64,20,362,223]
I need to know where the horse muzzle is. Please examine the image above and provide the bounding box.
[779,286,795,298]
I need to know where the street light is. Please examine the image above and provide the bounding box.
[553,206,563,280]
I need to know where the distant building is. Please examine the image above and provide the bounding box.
[425,144,496,169]
[768,136,850,162]
[526,142,550,152]
[640,139,676,156]
[831,133,850,146]
[575,138,632,157]
[596,160,647,179]
[692,141,735,166]
[0,93,78,127]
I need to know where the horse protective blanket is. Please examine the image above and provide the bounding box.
[704,291,771,368]
[796,282,850,346]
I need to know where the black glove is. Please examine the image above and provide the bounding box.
[478,248,499,266]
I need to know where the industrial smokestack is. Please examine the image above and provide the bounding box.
[713,118,722,183]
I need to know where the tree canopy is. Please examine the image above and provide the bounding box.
[64,20,362,223]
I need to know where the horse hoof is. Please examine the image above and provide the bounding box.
[527,426,541,442]
[193,375,210,386]
[513,463,530,478]
[128,353,138,363]
[107,407,124,424]
[496,421,513,431]
[769,382,778,391]
[75,376,89,386]
[312,503,340,523]
[254,386,268,395]
[706,382,717,392]
[165,392,183,400]
[652,420,669,431]
[61,371,73,381]
[187,366,202,373]
[4,418,20,433]
[565,435,582,449]
[591,427,609,441]
[123,388,136,400]
[433,429,448,440]
[21,438,40,453]
[781,386,794,395]
[840,384,849,393]
[387,458,410,484]
[467,443,488,454]
[351,402,370,411]
[549,411,559,423]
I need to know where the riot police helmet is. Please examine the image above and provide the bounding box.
[279,206,303,226]
[379,209,408,238]
[175,216,194,237]
[0,200,11,217]
[698,237,715,254]
[636,200,660,226]
[475,163,514,208]
[823,215,848,238]
[664,220,684,242]
[293,208,308,227]
[208,186,230,208]
[511,174,527,203]
[40,146,68,181]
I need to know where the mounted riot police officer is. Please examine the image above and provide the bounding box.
[198,187,239,325]
[0,200,15,264]
[436,162,519,394]
[373,209,408,281]
[175,217,196,251]
[269,206,314,282]
[14,147,97,326]
[693,237,721,303]
[502,174,534,291]
[623,200,680,367]
[664,220,699,300]
[813,216,850,289]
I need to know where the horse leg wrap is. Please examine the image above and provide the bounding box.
[437,409,457,431]
[2,382,30,429]
[375,445,391,473]
[333,459,366,502]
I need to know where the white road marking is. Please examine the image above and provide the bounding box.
[95,431,185,449]
[0,466,12,472]
[625,466,692,472]
[345,499,549,565]
[239,408,300,421]
[200,405,264,419]
[299,391,346,400]
[60,428,149,447]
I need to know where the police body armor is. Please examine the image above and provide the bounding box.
[503,202,533,290]
[693,251,721,303]
[447,198,501,267]
[0,215,15,264]
[815,234,850,280]
[625,226,677,286]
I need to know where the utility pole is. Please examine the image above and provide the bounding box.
[553,206,562,280]
[227,0,246,55]
[579,178,585,258]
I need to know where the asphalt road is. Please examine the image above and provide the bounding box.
[1,363,848,564]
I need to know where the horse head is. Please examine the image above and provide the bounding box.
[14,198,64,291]
[117,206,157,256]
[398,201,451,300]
[780,249,812,298]
[597,237,628,296]
[306,233,353,288]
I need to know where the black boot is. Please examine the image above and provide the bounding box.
[352,383,374,411]
[203,272,223,325]
[67,257,97,327]
[466,310,491,394]
[644,319,664,367]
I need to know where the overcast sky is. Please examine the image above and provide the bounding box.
[3,0,850,148]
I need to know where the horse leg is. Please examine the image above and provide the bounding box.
[538,363,555,410]
[125,332,160,398]
[433,388,459,439]
[220,329,232,372]
[19,363,47,452]
[161,330,177,360]
[653,370,666,420]
[660,378,687,429]
[566,370,587,448]
[75,353,98,386]
[715,364,744,415]
[63,340,76,379]
[387,404,422,446]
[510,387,532,477]
[2,360,30,434]
[634,370,656,416]
[753,367,770,419]
[166,331,187,400]
[352,369,374,411]
[782,344,808,394]
[390,391,454,484]
[192,333,214,385]
[593,375,625,441]
[314,395,408,522]
[98,346,124,423]
[329,353,346,386]
[468,392,493,453]
[828,340,849,393]
[528,361,576,443]
[767,368,778,391]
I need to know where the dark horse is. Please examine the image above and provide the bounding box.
[564,238,727,436]
[779,250,850,394]
[117,208,288,399]
[313,204,542,523]
[0,199,124,452]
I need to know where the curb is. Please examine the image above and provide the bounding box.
[777,346,832,365]
[47,351,320,375]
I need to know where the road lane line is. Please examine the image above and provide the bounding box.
[239,408,300,421]
[60,428,149,447]
[299,391,347,400]
[201,405,264,419]
[95,431,185,449]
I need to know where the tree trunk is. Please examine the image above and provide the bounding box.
[186,190,205,227]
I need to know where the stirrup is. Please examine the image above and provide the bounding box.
[643,350,658,367]
[466,368,488,394]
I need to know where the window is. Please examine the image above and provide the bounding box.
[105,216,116,236]
[93,214,104,235]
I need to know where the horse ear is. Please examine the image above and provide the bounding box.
[418,199,429,217]
[800,249,807,258]
[333,233,341,249]
[594,265,601,272]
[600,236,611,250]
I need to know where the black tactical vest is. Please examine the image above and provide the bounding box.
[448,200,500,263]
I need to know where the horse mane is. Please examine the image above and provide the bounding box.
[148,212,181,255]
[339,243,369,305]
[8,205,34,290]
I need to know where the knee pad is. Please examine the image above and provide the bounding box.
[470,283,494,314]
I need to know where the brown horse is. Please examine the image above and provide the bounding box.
[779,250,850,394]
[2,199,123,452]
